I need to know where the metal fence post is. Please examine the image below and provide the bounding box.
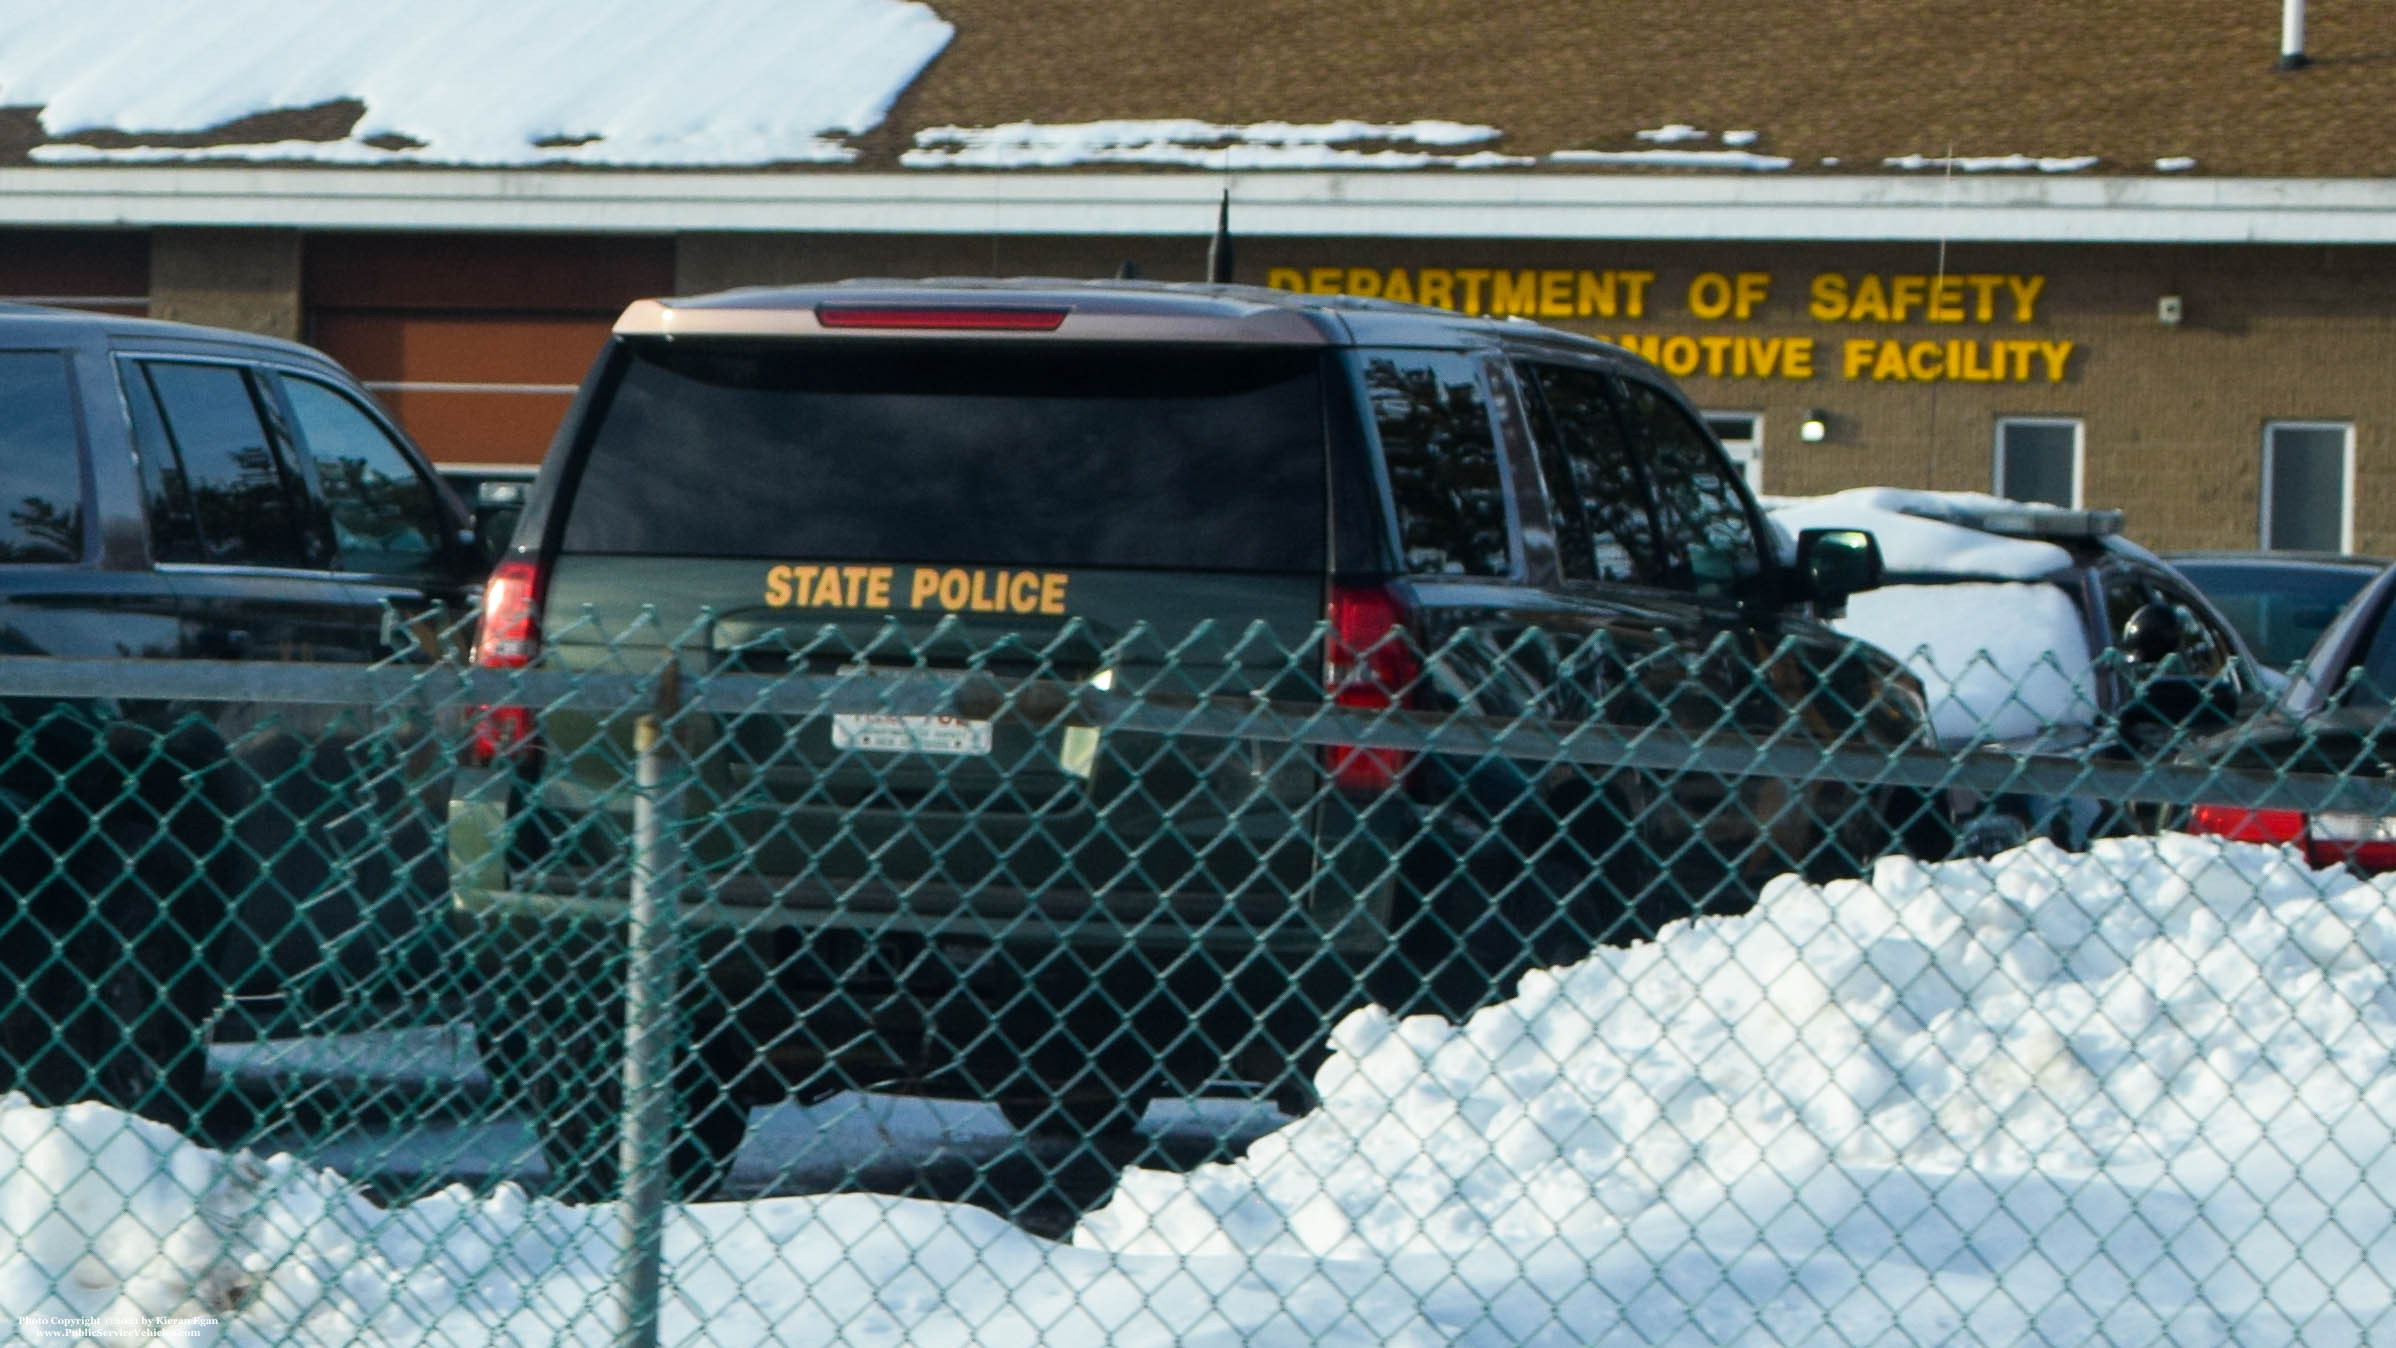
[617,659,683,1348]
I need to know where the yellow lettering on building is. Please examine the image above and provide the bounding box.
[1807,273,2047,324]
[1811,274,1850,322]
[1267,266,1654,318]
[1832,338,2073,384]
[1491,270,1538,316]
[2008,275,2047,322]
[2037,339,2073,381]
[1689,271,1771,320]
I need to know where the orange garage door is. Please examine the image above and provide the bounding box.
[305,235,675,469]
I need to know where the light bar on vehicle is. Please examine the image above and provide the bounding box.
[814,304,1069,332]
[1900,500,2126,539]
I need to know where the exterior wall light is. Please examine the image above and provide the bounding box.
[1799,410,1830,443]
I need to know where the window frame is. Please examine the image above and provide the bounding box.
[1700,410,1764,494]
[125,354,328,572]
[2260,419,2355,553]
[1617,374,1775,605]
[266,368,458,579]
[1348,346,1523,581]
[1992,415,2084,508]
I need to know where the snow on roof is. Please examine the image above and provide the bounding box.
[1762,488,2074,579]
[901,120,1531,170]
[1549,148,1794,170]
[1884,153,2103,173]
[3,0,955,166]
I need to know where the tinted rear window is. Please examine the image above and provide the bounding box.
[561,340,1326,571]
[0,351,85,563]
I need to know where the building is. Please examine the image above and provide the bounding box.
[3,0,2392,551]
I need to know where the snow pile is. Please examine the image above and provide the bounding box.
[903,120,1529,170]
[7,838,2396,1343]
[4,0,952,166]
[1081,836,2396,1342]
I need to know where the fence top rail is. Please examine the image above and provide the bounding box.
[1,654,2388,815]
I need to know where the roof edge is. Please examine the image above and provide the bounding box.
[6,168,2396,244]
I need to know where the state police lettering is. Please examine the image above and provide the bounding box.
[764,563,1068,615]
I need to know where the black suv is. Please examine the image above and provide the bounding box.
[0,303,483,1124]
[450,279,1928,1198]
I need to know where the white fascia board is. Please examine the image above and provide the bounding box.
[4,167,2396,243]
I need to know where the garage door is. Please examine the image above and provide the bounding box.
[305,236,674,470]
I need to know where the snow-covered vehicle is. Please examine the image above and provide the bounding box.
[1764,488,2275,853]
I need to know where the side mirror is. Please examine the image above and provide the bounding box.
[2119,600,2185,664]
[1795,527,1884,618]
[473,481,527,563]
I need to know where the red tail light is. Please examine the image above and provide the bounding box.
[467,559,544,766]
[815,304,1069,331]
[2187,804,2396,874]
[2307,813,2396,873]
[1323,582,1421,792]
[2187,804,2307,845]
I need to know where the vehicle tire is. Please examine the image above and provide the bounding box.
[4,812,226,1132]
[479,992,749,1205]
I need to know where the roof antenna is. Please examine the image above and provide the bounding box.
[1115,259,1142,280]
[1206,188,1235,284]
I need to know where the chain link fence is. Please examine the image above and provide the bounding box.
[3,615,2394,1344]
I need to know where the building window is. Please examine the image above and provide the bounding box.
[2262,420,2353,552]
[1994,417,2082,507]
[1702,411,1763,492]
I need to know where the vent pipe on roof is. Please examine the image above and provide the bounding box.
[2279,0,2309,69]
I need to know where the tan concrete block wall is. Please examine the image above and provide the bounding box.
[149,228,302,341]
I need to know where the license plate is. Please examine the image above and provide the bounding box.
[830,713,993,756]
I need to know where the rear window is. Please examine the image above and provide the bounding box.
[560,340,1326,572]
[0,351,85,563]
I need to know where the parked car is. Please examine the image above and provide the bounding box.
[448,277,1935,1199]
[2188,559,2396,871]
[0,303,486,1128]
[2164,550,2388,672]
[1766,489,2272,854]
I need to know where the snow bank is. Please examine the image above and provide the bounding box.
[3,0,952,166]
[1081,836,2396,1342]
[9,837,2396,1343]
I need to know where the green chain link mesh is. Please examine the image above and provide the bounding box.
[1,611,2389,1343]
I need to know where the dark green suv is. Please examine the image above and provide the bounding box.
[450,279,1925,1199]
